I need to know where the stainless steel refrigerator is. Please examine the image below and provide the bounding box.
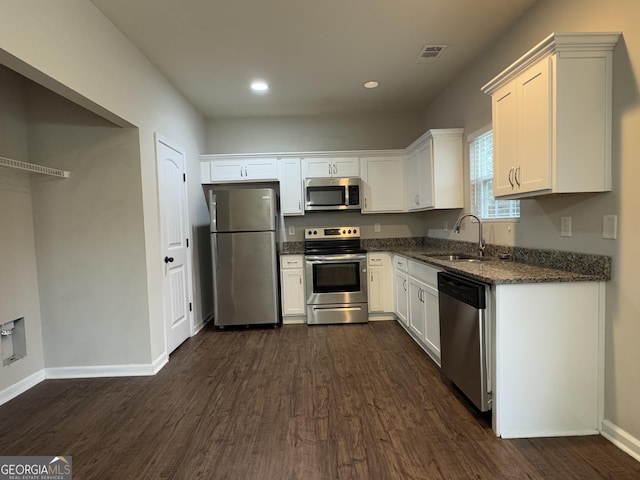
[208,186,280,327]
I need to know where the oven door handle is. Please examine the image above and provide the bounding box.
[310,306,363,312]
[305,254,366,263]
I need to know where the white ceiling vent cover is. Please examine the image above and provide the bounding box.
[415,44,448,63]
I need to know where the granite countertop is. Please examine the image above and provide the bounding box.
[385,248,607,285]
[282,237,611,286]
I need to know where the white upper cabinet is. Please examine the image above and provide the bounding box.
[482,32,620,199]
[201,156,278,183]
[278,158,304,216]
[405,129,464,210]
[360,155,406,213]
[303,157,359,178]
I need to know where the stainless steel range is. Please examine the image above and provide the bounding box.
[304,226,368,325]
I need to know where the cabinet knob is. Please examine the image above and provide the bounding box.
[164,256,174,264]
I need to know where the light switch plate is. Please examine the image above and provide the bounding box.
[288,226,295,236]
[560,216,572,237]
[374,223,381,233]
[603,215,617,239]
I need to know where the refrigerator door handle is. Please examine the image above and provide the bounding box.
[212,234,219,271]
[209,191,217,232]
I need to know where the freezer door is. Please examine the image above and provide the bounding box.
[213,231,279,326]
[210,187,276,232]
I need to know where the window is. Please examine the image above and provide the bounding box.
[469,128,519,219]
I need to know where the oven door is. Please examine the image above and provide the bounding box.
[304,254,368,305]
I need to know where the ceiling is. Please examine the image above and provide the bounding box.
[90,0,538,119]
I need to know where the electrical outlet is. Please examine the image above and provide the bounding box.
[443,220,448,231]
[603,215,617,239]
[374,223,381,233]
[288,226,295,236]
[560,216,572,237]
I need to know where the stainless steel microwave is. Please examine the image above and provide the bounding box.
[304,177,361,211]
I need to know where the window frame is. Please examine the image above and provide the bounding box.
[467,125,520,223]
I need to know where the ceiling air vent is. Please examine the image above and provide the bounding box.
[415,44,448,63]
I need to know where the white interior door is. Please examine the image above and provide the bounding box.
[156,134,192,354]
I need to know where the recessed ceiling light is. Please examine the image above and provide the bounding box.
[363,81,380,89]
[250,80,269,93]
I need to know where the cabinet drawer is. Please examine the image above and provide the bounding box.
[280,255,303,269]
[367,253,388,266]
[393,255,408,272]
[408,260,441,287]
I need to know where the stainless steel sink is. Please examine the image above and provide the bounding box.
[428,254,486,263]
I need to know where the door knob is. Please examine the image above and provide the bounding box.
[164,256,174,264]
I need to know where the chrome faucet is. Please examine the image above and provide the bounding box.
[454,214,485,257]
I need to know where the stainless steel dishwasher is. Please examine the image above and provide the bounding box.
[438,271,491,412]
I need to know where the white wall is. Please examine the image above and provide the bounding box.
[0,67,45,394]
[206,112,426,153]
[27,83,151,367]
[0,1,208,372]
[421,0,640,448]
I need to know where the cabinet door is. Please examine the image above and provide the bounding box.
[281,268,305,316]
[408,278,426,339]
[416,141,433,209]
[394,270,408,326]
[303,158,333,178]
[493,81,518,197]
[517,58,552,195]
[361,156,406,213]
[210,159,244,182]
[278,158,304,216]
[245,158,278,180]
[423,283,441,364]
[333,157,360,177]
[406,151,421,210]
[368,266,384,313]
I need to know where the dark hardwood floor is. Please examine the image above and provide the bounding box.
[1,321,638,479]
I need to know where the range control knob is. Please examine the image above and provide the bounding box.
[342,229,346,234]
[353,229,357,234]
[308,230,312,235]
[348,229,352,234]
[313,230,317,235]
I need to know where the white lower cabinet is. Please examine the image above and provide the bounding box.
[406,260,442,365]
[492,281,605,438]
[393,256,409,327]
[280,255,305,323]
[408,277,426,338]
[367,253,394,315]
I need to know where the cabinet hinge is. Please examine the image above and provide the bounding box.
[189,302,192,312]
[183,173,186,182]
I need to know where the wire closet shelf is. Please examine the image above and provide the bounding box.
[0,155,70,178]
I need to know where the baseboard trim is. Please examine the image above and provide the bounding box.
[151,353,168,374]
[45,361,161,379]
[601,419,640,462]
[0,369,46,406]
[368,314,395,321]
